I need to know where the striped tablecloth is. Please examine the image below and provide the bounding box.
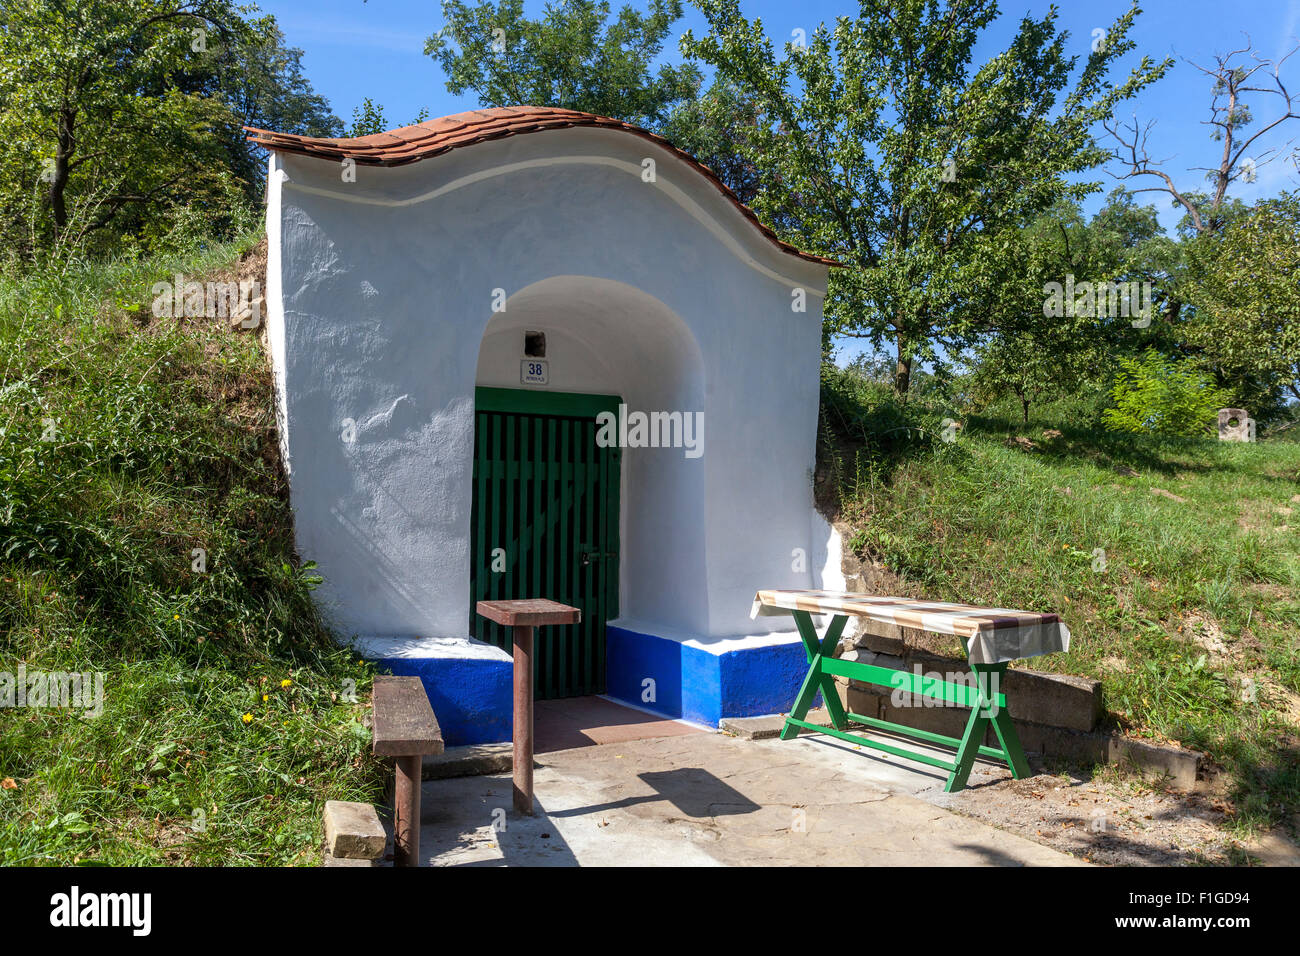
[751,589,1070,665]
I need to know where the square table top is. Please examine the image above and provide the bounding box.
[476,599,582,627]
[751,588,1070,664]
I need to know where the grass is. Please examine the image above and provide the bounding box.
[0,234,383,865]
[820,364,1300,839]
[3,231,1295,862]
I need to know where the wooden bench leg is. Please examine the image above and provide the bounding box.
[945,701,990,793]
[394,754,421,866]
[945,662,1027,792]
[780,611,849,740]
[986,684,1030,779]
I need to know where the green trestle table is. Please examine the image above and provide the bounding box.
[751,588,1072,793]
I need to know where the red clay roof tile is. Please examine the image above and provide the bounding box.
[245,106,838,267]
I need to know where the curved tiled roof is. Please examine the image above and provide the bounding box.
[245,106,837,267]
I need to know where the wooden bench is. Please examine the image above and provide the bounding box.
[372,676,443,866]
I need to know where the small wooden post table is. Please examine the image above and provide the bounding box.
[752,589,1071,793]
[475,598,581,814]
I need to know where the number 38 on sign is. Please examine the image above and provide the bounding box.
[521,359,548,385]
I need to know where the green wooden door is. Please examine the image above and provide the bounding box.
[470,387,621,698]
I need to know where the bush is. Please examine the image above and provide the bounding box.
[1101,348,1231,437]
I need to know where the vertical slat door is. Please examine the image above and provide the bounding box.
[470,391,620,698]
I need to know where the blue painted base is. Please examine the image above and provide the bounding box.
[369,651,512,747]
[605,624,817,726]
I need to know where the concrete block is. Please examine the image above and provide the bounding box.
[850,619,908,655]
[844,682,882,720]
[1001,667,1102,732]
[720,708,838,740]
[1108,737,1200,790]
[422,742,513,779]
[850,647,1103,733]
[856,680,1109,759]
[840,647,905,671]
[877,696,981,742]
[323,800,386,860]
[1014,721,1108,763]
[1218,407,1254,442]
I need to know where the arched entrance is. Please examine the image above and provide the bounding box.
[471,276,706,699]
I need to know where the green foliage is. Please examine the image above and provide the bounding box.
[426,0,700,128]
[0,236,381,864]
[969,332,1094,424]
[1101,348,1231,437]
[828,391,1300,836]
[0,1,339,262]
[1180,190,1300,419]
[348,97,429,137]
[682,0,1172,393]
[818,362,965,510]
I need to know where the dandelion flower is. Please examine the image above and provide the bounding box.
[241,713,253,724]
[280,679,292,688]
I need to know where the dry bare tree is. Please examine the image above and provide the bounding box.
[1105,36,1299,235]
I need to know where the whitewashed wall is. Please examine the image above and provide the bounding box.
[266,127,830,641]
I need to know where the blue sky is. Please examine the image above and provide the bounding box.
[252,0,1300,364]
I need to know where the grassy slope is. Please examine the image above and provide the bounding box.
[822,367,1300,837]
[2,235,1295,861]
[0,235,382,865]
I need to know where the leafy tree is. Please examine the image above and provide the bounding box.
[681,0,1172,395]
[179,13,344,190]
[347,98,429,137]
[969,331,1101,425]
[0,1,341,259]
[965,188,1185,421]
[426,0,700,129]
[0,0,230,251]
[1180,190,1300,416]
[659,78,767,205]
[1101,347,1230,436]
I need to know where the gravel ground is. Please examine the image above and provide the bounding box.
[945,765,1296,866]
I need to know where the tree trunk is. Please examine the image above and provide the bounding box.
[1014,385,1029,423]
[49,107,75,235]
[894,333,912,396]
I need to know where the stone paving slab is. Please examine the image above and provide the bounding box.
[416,731,1086,866]
[535,696,706,752]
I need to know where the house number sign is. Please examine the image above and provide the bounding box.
[521,359,548,385]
